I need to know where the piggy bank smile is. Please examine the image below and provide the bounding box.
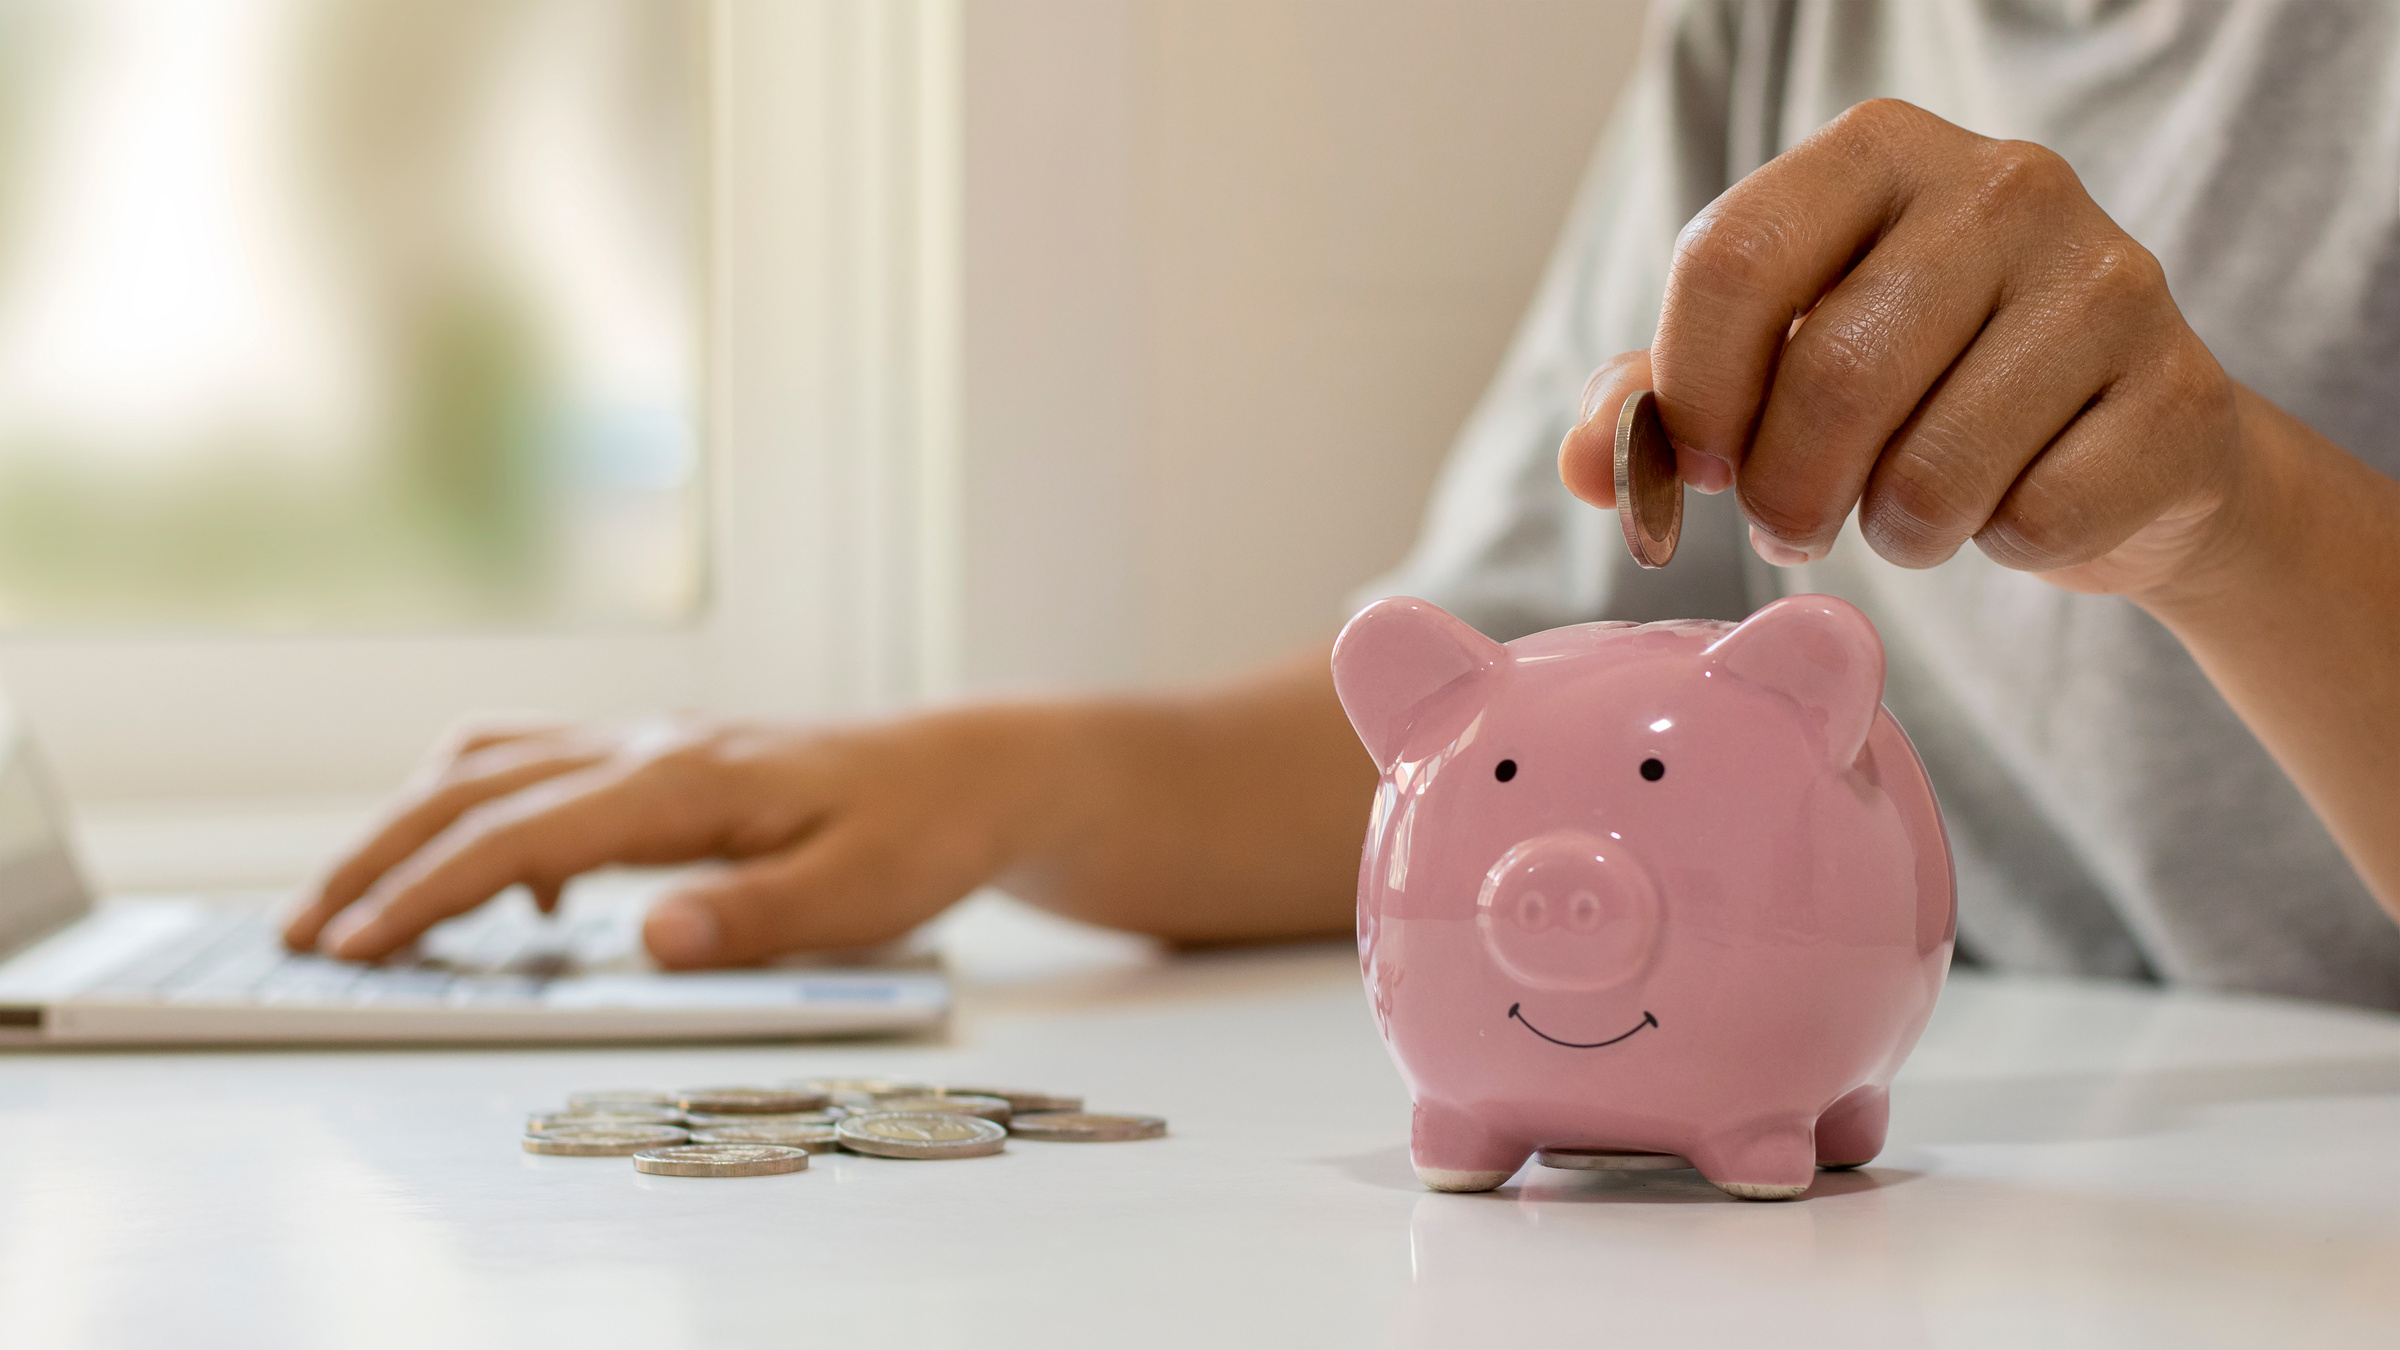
[1333,593,1955,1201]
[1505,1003,1657,1049]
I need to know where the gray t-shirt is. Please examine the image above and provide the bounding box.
[1367,0,2400,1007]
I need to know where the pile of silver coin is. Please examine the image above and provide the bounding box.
[522,1077,1168,1178]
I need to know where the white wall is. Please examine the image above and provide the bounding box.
[960,0,1647,692]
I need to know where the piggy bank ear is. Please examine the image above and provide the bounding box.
[1331,597,1506,771]
[1703,594,1885,768]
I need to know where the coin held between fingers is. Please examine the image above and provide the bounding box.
[1615,389,1684,569]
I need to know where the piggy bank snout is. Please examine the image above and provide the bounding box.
[1475,834,1660,992]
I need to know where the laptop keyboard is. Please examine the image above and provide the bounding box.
[80,907,629,1007]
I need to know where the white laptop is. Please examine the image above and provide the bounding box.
[0,720,948,1046]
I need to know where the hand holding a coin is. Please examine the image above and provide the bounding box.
[1561,96,2400,922]
[1558,97,2254,600]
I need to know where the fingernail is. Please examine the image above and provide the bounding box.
[1749,525,1812,568]
[1577,366,1613,424]
[646,897,722,967]
[1680,448,1734,494]
[323,913,373,959]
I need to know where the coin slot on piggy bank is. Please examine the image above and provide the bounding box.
[1331,593,1954,1201]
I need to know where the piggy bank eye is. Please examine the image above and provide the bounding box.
[1640,757,1665,782]
[1494,759,1517,783]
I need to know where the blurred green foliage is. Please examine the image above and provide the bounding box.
[0,288,555,627]
[0,0,698,631]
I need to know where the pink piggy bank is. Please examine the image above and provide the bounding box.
[1331,594,1953,1200]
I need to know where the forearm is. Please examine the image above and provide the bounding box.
[2137,385,2400,915]
[999,645,1376,943]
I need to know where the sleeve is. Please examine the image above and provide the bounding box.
[1350,0,1783,641]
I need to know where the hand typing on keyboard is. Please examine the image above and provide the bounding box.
[281,654,1374,970]
[280,711,1068,969]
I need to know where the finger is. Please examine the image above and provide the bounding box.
[425,716,579,768]
[1559,352,1641,507]
[321,761,726,961]
[1653,102,1950,469]
[1558,351,1733,507]
[282,738,610,950]
[1733,205,2009,561]
[644,824,956,968]
[1976,342,2231,579]
[1851,295,2113,568]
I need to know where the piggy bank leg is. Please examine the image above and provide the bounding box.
[1688,1120,1816,1201]
[1411,1102,1527,1193]
[1813,1085,1888,1170]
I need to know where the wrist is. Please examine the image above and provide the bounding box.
[924,701,1099,872]
[2127,383,2301,626]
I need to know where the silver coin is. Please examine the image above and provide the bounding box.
[674,1085,830,1115]
[527,1107,685,1130]
[632,1144,810,1177]
[1006,1112,1166,1142]
[1614,389,1682,569]
[681,1110,838,1129]
[692,1123,842,1153]
[836,1112,1009,1159]
[942,1086,1083,1114]
[872,1093,1012,1123]
[566,1088,673,1110]
[523,1124,691,1157]
[1536,1147,1693,1172]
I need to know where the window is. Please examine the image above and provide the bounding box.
[0,0,960,803]
[0,0,702,628]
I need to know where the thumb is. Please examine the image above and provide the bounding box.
[641,826,947,968]
[1559,349,1650,507]
[1558,348,1733,503]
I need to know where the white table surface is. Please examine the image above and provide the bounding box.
[4,903,2400,1350]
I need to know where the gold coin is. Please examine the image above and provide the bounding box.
[522,1124,691,1157]
[526,1108,685,1130]
[632,1144,809,1177]
[691,1123,841,1153]
[1006,1112,1166,1142]
[942,1086,1082,1114]
[835,1111,1008,1159]
[794,1077,929,1098]
[681,1111,837,1129]
[673,1085,830,1115]
[1614,389,1682,569]
[872,1093,1012,1124]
